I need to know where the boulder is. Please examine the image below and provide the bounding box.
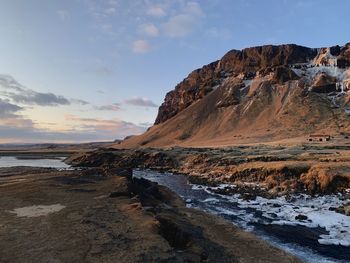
[295,214,308,221]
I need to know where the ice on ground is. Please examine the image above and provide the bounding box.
[194,182,350,247]
[192,181,350,247]
[135,169,350,262]
[9,204,66,217]
[203,197,220,203]
[233,194,350,247]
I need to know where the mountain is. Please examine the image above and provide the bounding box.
[119,43,350,148]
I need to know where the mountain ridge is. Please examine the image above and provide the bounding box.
[119,43,350,148]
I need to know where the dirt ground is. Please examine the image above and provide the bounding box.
[0,167,301,263]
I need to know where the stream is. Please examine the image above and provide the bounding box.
[133,169,350,263]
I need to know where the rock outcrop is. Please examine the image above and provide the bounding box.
[155,44,317,125]
[310,73,337,93]
[121,43,350,148]
[68,146,350,197]
[154,61,220,124]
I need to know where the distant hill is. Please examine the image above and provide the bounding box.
[118,43,350,148]
[0,141,115,150]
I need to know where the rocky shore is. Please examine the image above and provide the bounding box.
[68,144,350,199]
[2,141,350,262]
[0,164,301,263]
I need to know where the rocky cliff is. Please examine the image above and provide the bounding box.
[121,43,350,148]
[156,44,323,124]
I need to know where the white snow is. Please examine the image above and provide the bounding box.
[238,79,252,93]
[211,84,220,90]
[230,194,350,247]
[312,48,337,67]
[192,180,350,247]
[135,169,350,262]
[290,50,350,119]
[290,47,350,88]
[203,197,220,203]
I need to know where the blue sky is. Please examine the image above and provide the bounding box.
[0,0,349,143]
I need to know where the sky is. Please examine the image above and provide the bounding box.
[0,0,349,143]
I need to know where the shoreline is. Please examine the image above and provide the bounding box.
[0,163,301,262]
[67,146,350,198]
[1,143,350,262]
[133,168,350,261]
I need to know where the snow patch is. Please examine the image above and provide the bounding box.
[226,194,350,247]
[313,48,337,67]
[9,204,66,217]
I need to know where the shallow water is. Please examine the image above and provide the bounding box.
[133,169,350,263]
[0,156,70,169]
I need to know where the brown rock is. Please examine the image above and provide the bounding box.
[310,73,337,93]
[155,44,317,125]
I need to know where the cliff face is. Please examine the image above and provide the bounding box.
[120,43,350,148]
[155,44,319,125]
[155,61,219,124]
[218,44,317,73]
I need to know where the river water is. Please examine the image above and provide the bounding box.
[133,169,350,263]
[0,156,70,169]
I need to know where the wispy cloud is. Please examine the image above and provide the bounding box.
[139,23,159,37]
[206,27,232,39]
[139,122,153,128]
[9,91,70,106]
[105,7,116,15]
[0,74,88,106]
[0,120,144,143]
[57,10,69,21]
[163,14,196,37]
[0,98,23,118]
[71,99,90,105]
[162,2,204,38]
[0,110,146,143]
[0,75,70,106]
[82,0,121,39]
[108,0,118,6]
[87,66,113,77]
[95,103,121,111]
[100,23,115,35]
[0,74,150,143]
[84,0,118,18]
[64,114,146,139]
[146,6,166,17]
[132,39,152,53]
[124,97,158,108]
